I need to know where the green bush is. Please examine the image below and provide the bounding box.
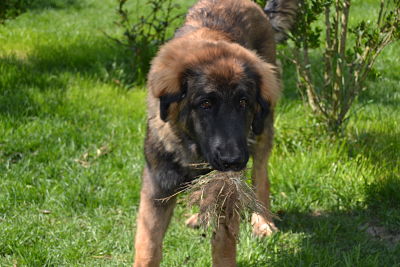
[286,0,400,132]
[113,0,184,85]
[0,0,30,23]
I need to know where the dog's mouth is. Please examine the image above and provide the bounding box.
[208,155,248,172]
[190,138,249,172]
[187,158,247,172]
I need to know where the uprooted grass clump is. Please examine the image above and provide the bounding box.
[184,170,269,229]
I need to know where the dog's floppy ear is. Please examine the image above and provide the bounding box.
[252,92,270,135]
[159,82,187,121]
[251,61,281,135]
[147,42,189,121]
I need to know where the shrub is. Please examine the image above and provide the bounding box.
[113,0,184,85]
[286,0,400,132]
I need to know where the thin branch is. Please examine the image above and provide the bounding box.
[335,0,350,119]
[377,0,385,26]
[324,5,332,91]
[339,1,350,58]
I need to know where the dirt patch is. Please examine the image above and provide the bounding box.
[361,223,400,246]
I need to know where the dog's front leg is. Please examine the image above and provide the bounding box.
[211,214,239,267]
[251,126,277,237]
[134,168,176,267]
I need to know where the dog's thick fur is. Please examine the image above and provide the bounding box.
[133,0,294,266]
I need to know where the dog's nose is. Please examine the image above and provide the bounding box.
[219,155,246,171]
[214,144,247,171]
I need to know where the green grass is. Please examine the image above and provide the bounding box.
[0,0,399,266]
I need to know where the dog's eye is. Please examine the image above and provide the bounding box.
[199,100,212,110]
[239,98,248,109]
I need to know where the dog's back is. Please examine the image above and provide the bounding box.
[175,0,277,63]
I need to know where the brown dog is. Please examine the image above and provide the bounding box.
[133,0,297,266]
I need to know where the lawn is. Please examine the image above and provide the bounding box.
[0,0,399,266]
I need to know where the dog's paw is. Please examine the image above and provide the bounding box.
[185,213,200,229]
[251,213,278,237]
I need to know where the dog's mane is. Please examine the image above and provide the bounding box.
[148,29,281,106]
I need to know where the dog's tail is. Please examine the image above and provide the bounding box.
[264,0,298,43]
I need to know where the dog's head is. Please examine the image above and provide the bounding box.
[148,39,280,171]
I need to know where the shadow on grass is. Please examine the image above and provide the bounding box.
[348,131,399,168]
[358,78,400,108]
[237,208,399,267]
[0,38,133,118]
[236,129,400,266]
[348,130,399,199]
[281,209,398,262]
[0,55,67,118]
[29,39,133,81]
[347,130,400,226]
[350,131,400,229]
[242,130,400,265]
[28,0,85,11]
[1,0,85,23]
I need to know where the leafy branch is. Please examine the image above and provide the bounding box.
[286,0,400,132]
